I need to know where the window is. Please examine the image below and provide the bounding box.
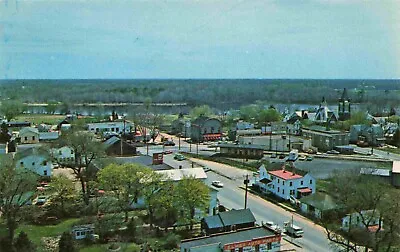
[283,181,285,186]
[32,136,35,141]
[44,170,48,176]
[310,179,313,184]
[71,150,74,154]
[282,189,285,194]
[301,180,304,185]
[111,127,115,132]
[277,179,280,183]
[20,161,24,167]
[277,187,280,192]
[267,243,272,249]
[24,137,28,141]
[32,162,35,166]
[289,181,293,187]
[58,150,62,155]
[211,127,214,133]
[43,161,47,166]
[116,127,119,132]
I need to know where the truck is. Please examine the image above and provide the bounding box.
[287,149,299,161]
[284,221,304,237]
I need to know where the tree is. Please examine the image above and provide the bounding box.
[0,122,11,143]
[0,155,38,242]
[45,101,58,115]
[14,231,35,252]
[324,171,400,251]
[0,100,26,121]
[58,232,76,252]
[239,105,259,122]
[258,108,281,126]
[189,105,213,119]
[48,174,77,217]
[174,177,210,230]
[51,130,105,205]
[97,163,156,222]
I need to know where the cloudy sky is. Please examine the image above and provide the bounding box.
[0,0,399,79]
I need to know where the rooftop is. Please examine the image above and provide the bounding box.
[156,167,207,181]
[180,226,277,250]
[299,192,339,211]
[268,169,303,180]
[392,161,400,174]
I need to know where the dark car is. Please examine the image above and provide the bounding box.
[278,153,286,159]
[163,141,175,146]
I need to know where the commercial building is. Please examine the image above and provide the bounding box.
[87,121,131,135]
[302,126,349,152]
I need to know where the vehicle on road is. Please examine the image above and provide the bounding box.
[284,222,304,237]
[326,150,340,155]
[163,150,173,154]
[278,153,285,159]
[264,221,281,232]
[163,141,176,146]
[35,196,48,206]
[211,180,224,188]
[174,153,186,161]
[306,156,313,161]
[270,153,277,158]
[203,166,211,172]
[298,155,307,161]
[287,150,299,161]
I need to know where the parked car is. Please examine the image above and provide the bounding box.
[326,150,340,155]
[298,155,306,161]
[284,222,304,237]
[163,141,175,146]
[270,153,277,158]
[163,150,173,154]
[306,156,313,161]
[265,221,281,232]
[211,180,224,188]
[35,196,48,206]
[278,153,285,159]
[174,154,186,161]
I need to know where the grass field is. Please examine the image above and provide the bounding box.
[80,242,141,252]
[15,114,66,125]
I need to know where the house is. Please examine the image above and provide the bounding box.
[19,127,40,144]
[391,161,400,187]
[201,208,256,235]
[15,147,53,176]
[180,225,281,252]
[341,210,383,232]
[257,164,316,200]
[71,224,95,240]
[51,146,75,163]
[300,192,339,219]
[87,121,132,135]
[302,126,349,152]
[218,143,265,159]
[349,124,385,146]
[171,116,191,137]
[39,131,59,141]
[103,136,137,156]
[236,121,254,130]
[286,120,302,136]
[6,121,31,128]
[190,116,222,142]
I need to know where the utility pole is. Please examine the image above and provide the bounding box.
[179,134,181,151]
[244,174,249,209]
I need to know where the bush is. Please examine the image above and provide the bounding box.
[14,231,35,252]
[163,233,180,250]
[59,231,76,252]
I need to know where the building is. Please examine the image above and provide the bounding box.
[299,192,339,219]
[218,143,265,159]
[51,146,75,163]
[338,88,351,121]
[15,147,53,176]
[190,116,222,142]
[6,121,31,128]
[39,131,59,141]
[236,121,254,130]
[180,225,281,252]
[314,97,338,123]
[103,136,137,156]
[302,126,349,152]
[341,210,383,232]
[391,161,400,187]
[19,127,40,144]
[71,224,95,240]
[201,209,256,235]
[87,121,132,135]
[349,124,385,146]
[257,164,316,200]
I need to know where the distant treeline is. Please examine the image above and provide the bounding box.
[1,79,399,110]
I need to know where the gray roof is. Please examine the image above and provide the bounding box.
[156,168,207,181]
[14,147,50,160]
[115,155,172,170]
[180,226,275,250]
[103,136,120,146]
[299,192,339,211]
[218,143,266,150]
[19,127,39,135]
[360,168,390,177]
[203,209,256,229]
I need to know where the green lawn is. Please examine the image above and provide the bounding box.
[16,218,80,247]
[15,114,67,125]
[80,242,141,252]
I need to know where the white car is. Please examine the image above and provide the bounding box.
[211,181,224,188]
[265,221,281,232]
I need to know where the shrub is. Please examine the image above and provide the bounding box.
[14,231,35,252]
[163,233,180,250]
[59,232,76,252]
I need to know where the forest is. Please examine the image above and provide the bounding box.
[0,79,399,112]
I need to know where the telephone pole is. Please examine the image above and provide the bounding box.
[244,174,249,209]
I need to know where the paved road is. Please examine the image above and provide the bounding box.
[202,165,334,252]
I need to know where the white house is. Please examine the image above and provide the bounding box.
[87,121,132,135]
[341,210,383,232]
[15,148,53,176]
[257,164,315,200]
[71,224,95,240]
[19,127,40,144]
[51,146,75,163]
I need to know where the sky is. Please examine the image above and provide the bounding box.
[0,0,399,79]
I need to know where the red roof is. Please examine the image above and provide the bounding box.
[368,224,383,233]
[298,188,312,193]
[268,169,303,180]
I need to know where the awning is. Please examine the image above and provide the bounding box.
[259,178,272,184]
[203,133,222,141]
[298,188,312,193]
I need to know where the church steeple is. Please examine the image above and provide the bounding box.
[338,88,351,121]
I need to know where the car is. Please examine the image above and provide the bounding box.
[35,196,48,206]
[270,153,277,158]
[163,150,173,154]
[306,156,313,161]
[163,141,176,146]
[211,180,224,188]
[174,154,186,161]
[265,221,281,232]
[298,155,306,161]
[203,166,211,172]
[326,150,340,155]
[278,153,285,159]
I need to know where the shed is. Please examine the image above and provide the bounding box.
[300,192,340,219]
[103,136,137,156]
